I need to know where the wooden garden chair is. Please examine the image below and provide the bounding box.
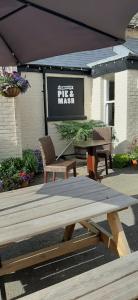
[93,127,112,175]
[39,136,76,183]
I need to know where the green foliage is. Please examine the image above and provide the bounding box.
[0,157,23,191]
[129,146,138,160]
[3,173,22,191]
[0,150,39,192]
[55,120,105,142]
[23,149,38,173]
[112,154,130,168]
[0,157,23,177]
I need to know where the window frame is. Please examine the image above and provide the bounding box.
[104,78,115,126]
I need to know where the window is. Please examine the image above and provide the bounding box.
[105,79,115,126]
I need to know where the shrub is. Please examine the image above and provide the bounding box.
[112,154,130,168]
[0,157,23,177]
[55,120,105,142]
[0,158,24,191]
[129,146,138,161]
[33,149,43,173]
[0,151,39,192]
[23,149,38,173]
[0,173,22,191]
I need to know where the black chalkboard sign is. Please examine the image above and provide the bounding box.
[47,77,85,120]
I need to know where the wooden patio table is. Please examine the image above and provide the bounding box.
[0,176,137,299]
[74,139,111,180]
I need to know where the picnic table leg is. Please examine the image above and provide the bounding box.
[107,211,131,257]
[0,258,7,300]
[63,224,75,241]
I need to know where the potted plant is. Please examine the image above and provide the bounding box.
[0,71,30,97]
[0,180,3,192]
[0,157,24,191]
[129,146,138,167]
[22,149,38,176]
[18,171,31,188]
[112,154,130,169]
[55,120,105,159]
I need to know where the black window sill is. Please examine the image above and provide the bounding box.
[47,116,87,121]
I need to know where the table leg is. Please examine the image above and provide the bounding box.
[87,147,97,180]
[0,258,6,300]
[63,224,75,241]
[107,212,131,257]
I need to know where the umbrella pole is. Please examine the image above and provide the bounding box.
[56,138,75,161]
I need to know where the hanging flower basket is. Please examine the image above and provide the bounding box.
[0,71,30,98]
[2,86,21,98]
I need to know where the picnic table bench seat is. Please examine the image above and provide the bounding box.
[20,251,138,300]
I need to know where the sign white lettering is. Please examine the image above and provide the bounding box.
[57,85,75,105]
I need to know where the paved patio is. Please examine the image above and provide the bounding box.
[2,161,138,299]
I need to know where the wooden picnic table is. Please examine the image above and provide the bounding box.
[0,176,137,299]
[74,139,111,179]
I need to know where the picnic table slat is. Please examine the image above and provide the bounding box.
[19,251,138,300]
[80,272,138,300]
[0,188,120,227]
[0,180,106,210]
[0,197,92,228]
[0,186,111,217]
[0,177,90,201]
[0,192,136,246]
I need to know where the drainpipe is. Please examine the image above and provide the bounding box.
[42,67,48,135]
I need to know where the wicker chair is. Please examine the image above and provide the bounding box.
[39,136,76,183]
[93,127,112,175]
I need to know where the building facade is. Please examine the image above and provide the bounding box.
[0,38,138,160]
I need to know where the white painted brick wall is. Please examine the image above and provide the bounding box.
[0,97,22,160]
[91,77,104,120]
[84,76,93,119]
[114,71,128,153]
[91,70,138,153]
[113,69,138,153]
[127,70,138,145]
[19,72,45,150]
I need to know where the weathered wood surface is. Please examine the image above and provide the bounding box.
[107,212,131,256]
[0,176,137,246]
[20,251,138,300]
[74,139,111,149]
[0,233,99,276]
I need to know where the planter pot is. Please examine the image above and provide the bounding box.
[30,172,35,178]
[131,159,138,167]
[21,181,29,188]
[2,87,21,97]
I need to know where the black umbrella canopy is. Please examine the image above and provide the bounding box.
[0,0,137,66]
